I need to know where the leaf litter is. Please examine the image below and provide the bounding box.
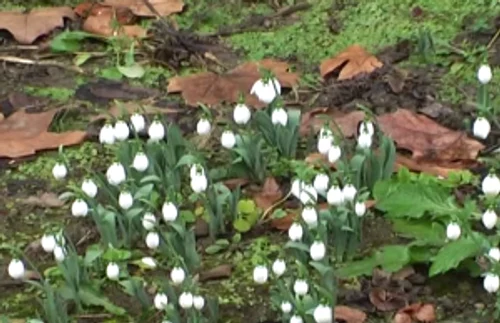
[320,44,383,80]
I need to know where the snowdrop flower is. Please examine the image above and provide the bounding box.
[145,232,160,249]
[488,248,500,262]
[484,273,500,293]
[141,257,157,268]
[359,120,375,137]
[8,259,25,280]
[310,241,326,261]
[99,123,115,145]
[193,295,205,310]
[355,201,366,217]
[327,145,342,163]
[299,184,318,205]
[148,120,165,142]
[154,293,168,310]
[446,222,461,240]
[482,173,500,197]
[272,259,286,277]
[132,152,149,172]
[190,164,205,179]
[281,301,292,314]
[326,185,344,206]
[53,245,66,262]
[142,212,157,230]
[130,113,145,132]
[191,172,208,193]
[253,265,268,284]
[342,184,357,202]
[313,304,332,323]
[118,191,133,210]
[313,173,329,195]
[81,179,98,198]
[473,117,491,140]
[233,103,252,125]
[250,78,281,104]
[293,279,308,296]
[478,64,492,84]
[221,130,236,149]
[482,209,498,230]
[318,130,333,155]
[71,199,88,217]
[114,120,130,141]
[288,222,303,241]
[41,234,56,253]
[106,162,126,186]
[179,292,194,309]
[291,179,304,199]
[357,132,372,149]
[106,262,120,280]
[196,118,211,135]
[272,108,288,126]
[290,316,303,323]
[162,201,178,222]
[52,163,67,180]
[301,206,318,227]
[170,267,186,285]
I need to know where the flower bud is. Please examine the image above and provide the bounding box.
[310,241,326,261]
[197,118,211,135]
[288,222,303,241]
[318,134,333,155]
[141,257,157,268]
[113,120,130,141]
[482,173,500,197]
[145,232,160,249]
[473,117,491,140]
[250,78,281,104]
[148,120,165,142]
[118,191,133,210]
[482,209,498,230]
[299,184,318,205]
[179,292,194,309]
[355,201,366,217]
[446,222,461,240]
[162,202,178,222]
[477,64,492,84]
[313,304,333,323]
[301,206,318,227]
[221,130,236,149]
[191,173,208,193]
[272,259,286,277]
[488,247,500,262]
[271,108,288,127]
[193,295,205,310]
[142,212,156,231]
[53,245,66,262]
[154,293,168,310]
[327,185,344,206]
[71,199,88,217]
[82,179,98,198]
[99,124,115,145]
[132,152,149,172]
[130,113,145,132]
[52,163,67,180]
[170,267,186,285]
[484,273,499,293]
[290,316,303,323]
[293,279,308,296]
[327,145,341,163]
[313,173,329,195]
[233,103,251,125]
[106,162,126,186]
[253,265,268,284]
[281,301,292,314]
[357,132,372,149]
[106,262,120,280]
[359,120,375,137]
[342,184,357,202]
[291,179,304,199]
[41,234,56,253]
[8,259,25,280]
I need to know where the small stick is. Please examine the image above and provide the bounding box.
[0,55,83,74]
[487,27,500,50]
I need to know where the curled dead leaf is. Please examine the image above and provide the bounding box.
[334,305,367,323]
[320,45,383,80]
[369,287,407,312]
[414,304,436,322]
[103,0,184,17]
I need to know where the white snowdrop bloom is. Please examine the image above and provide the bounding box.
[253,265,268,284]
[482,173,500,197]
[355,201,366,217]
[488,248,500,262]
[272,108,288,127]
[313,304,333,323]
[250,78,281,104]
[106,162,126,186]
[357,132,372,149]
[130,113,145,132]
[142,212,157,231]
[281,301,292,314]
[148,120,165,142]
[318,134,333,155]
[288,222,303,241]
[359,120,375,137]
[179,292,194,309]
[170,267,186,285]
[106,262,120,280]
[154,293,168,310]
[221,130,236,149]
[342,184,357,202]
[313,173,329,194]
[41,234,57,253]
[290,316,303,323]
[291,179,304,199]
[301,206,318,227]
[446,222,461,240]
[190,164,205,179]
[52,163,67,180]
[484,273,500,293]
[272,259,286,277]
[145,232,160,249]
[327,145,342,163]
[193,295,205,310]
[8,259,25,280]
[191,173,208,193]
[113,120,130,141]
[162,201,178,222]
[299,184,318,205]
[196,118,211,135]
[81,179,98,198]
[99,123,115,145]
[482,209,498,230]
[310,241,326,261]
[132,152,149,172]
[473,117,491,140]
[141,257,157,268]
[478,64,492,84]
[293,279,308,296]
[53,245,66,262]
[326,185,344,206]
[233,103,251,125]
[118,191,133,210]
[71,199,88,217]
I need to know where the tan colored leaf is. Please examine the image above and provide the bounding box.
[82,8,145,37]
[74,3,136,24]
[320,45,383,80]
[0,109,86,158]
[334,305,367,323]
[167,59,299,108]
[103,0,184,17]
[0,7,76,44]
[91,102,178,121]
[253,177,283,212]
[22,192,64,208]
[414,304,436,322]
[393,312,413,323]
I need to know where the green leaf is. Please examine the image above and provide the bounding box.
[429,237,483,277]
[175,154,198,168]
[232,233,242,243]
[233,218,251,232]
[103,248,132,262]
[336,256,379,278]
[79,287,126,316]
[74,52,92,66]
[117,64,145,79]
[237,199,256,214]
[180,210,196,223]
[392,219,445,243]
[83,244,103,266]
[205,244,224,254]
[50,31,97,52]
[140,175,162,184]
[309,261,333,276]
[271,208,287,219]
[376,245,410,272]
[100,66,123,80]
[284,241,310,253]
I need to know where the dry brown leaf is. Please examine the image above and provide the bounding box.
[167,59,299,108]
[0,109,86,158]
[103,0,184,17]
[254,177,283,212]
[0,7,76,44]
[82,10,145,37]
[320,45,383,80]
[369,288,407,312]
[396,303,436,323]
[393,312,413,323]
[335,305,367,323]
[22,192,64,208]
[91,102,178,121]
[413,304,436,322]
[74,3,136,24]
[199,264,232,282]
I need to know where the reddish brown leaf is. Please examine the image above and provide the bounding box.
[253,177,283,212]
[335,305,367,323]
[320,45,383,80]
[270,211,296,231]
[414,304,436,322]
[0,7,76,44]
[167,59,299,108]
[74,3,136,24]
[103,0,184,17]
[369,288,407,312]
[393,312,413,323]
[82,9,146,37]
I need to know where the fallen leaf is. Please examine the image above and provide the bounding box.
[0,109,86,158]
[103,0,184,17]
[90,102,178,122]
[334,305,367,323]
[21,192,64,208]
[413,304,436,322]
[0,7,76,44]
[253,177,283,212]
[369,287,407,312]
[223,178,250,190]
[393,312,413,323]
[76,79,159,105]
[82,10,145,37]
[395,303,436,323]
[270,211,296,231]
[167,59,299,108]
[320,45,383,80]
[75,3,136,24]
[392,266,415,281]
[198,264,232,282]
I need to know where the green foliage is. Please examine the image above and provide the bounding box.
[233,199,259,233]
[24,86,75,102]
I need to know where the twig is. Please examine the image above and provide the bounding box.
[260,190,292,222]
[0,45,41,52]
[487,27,500,50]
[74,313,112,319]
[0,55,83,73]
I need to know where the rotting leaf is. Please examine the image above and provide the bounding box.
[320,44,383,80]
[103,0,184,17]
[167,59,299,108]
[22,192,64,208]
[0,7,76,44]
[334,305,367,323]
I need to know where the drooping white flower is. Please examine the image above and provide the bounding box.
[478,64,492,84]
[326,185,344,206]
[221,130,236,149]
[291,179,304,199]
[482,173,500,197]
[118,191,133,210]
[162,202,178,222]
[106,162,126,186]
[53,245,66,262]
[142,212,157,231]
[41,234,57,253]
[290,316,303,323]
[488,247,500,262]
[272,108,288,127]
[81,179,98,198]
[482,209,498,230]
[141,257,157,268]
[113,120,130,141]
[233,103,251,125]
[272,259,286,277]
[71,199,88,217]
[148,120,165,142]
[99,123,115,145]
[327,145,342,163]
[196,118,211,135]
[342,184,357,202]
[298,184,318,205]
[170,267,186,285]
[281,301,292,314]
[191,173,208,193]
[293,279,308,296]
[317,131,333,155]
[357,132,372,149]
[179,292,194,309]
[313,173,329,194]
[301,206,318,227]
[313,304,332,323]
[253,265,268,284]
[288,222,303,241]
[446,222,461,240]
[359,120,375,137]
[132,152,149,172]
[190,164,205,179]
[52,163,67,180]
[106,262,120,280]
[130,113,145,132]
[250,78,281,104]
[473,117,491,140]
[154,293,168,310]
[355,201,366,217]
[193,295,205,310]
[8,259,25,280]
[145,232,160,249]
[310,241,326,261]
[484,273,500,293]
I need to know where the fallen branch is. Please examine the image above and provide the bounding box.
[0,55,83,74]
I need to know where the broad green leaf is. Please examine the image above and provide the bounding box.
[140,175,162,184]
[134,184,154,199]
[238,199,256,214]
[376,245,410,272]
[205,244,224,254]
[309,261,333,276]
[100,66,123,80]
[271,208,287,219]
[79,287,126,315]
[103,248,131,262]
[83,244,103,266]
[233,218,251,232]
[392,219,445,243]
[180,210,196,223]
[284,241,310,253]
[429,237,483,277]
[175,154,198,168]
[50,31,96,52]
[117,64,145,79]
[74,52,92,66]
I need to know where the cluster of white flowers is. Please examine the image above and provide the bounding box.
[472,65,493,140]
